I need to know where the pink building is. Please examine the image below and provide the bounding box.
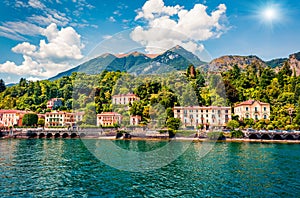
[130,115,142,126]
[47,98,63,109]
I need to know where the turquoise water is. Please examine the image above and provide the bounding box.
[0,139,300,197]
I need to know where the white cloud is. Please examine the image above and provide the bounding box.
[131,0,228,54]
[102,35,113,40]
[0,21,43,41]
[135,0,182,20]
[109,16,116,22]
[28,0,45,9]
[0,23,84,78]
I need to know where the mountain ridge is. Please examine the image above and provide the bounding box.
[48,46,300,81]
[49,45,205,81]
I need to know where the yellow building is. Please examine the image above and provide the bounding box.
[234,100,270,120]
[45,111,84,127]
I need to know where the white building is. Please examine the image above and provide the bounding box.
[0,110,29,127]
[173,106,231,128]
[112,93,140,105]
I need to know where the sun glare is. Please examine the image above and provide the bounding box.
[263,7,277,20]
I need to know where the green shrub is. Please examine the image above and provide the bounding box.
[230,130,244,138]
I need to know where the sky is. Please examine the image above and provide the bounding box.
[0,0,300,83]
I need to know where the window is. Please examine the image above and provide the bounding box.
[264,107,267,111]
[177,110,180,113]
[246,114,249,119]
[264,115,267,119]
[206,110,208,113]
[246,107,249,111]
[255,107,258,112]
[255,115,258,120]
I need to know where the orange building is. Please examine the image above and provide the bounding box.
[97,112,122,126]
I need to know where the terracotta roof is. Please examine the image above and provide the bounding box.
[98,112,121,116]
[0,110,29,114]
[235,100,269,107]
[112,93,138,97]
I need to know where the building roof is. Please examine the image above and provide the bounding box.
[234,100,269,107]
[98,112,121,116]
[112,93,139,98]
[173,106,231,110]
[0,110,29,114]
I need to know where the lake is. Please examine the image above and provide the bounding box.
[0,139,300,197]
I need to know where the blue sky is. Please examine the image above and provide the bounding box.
[0,0,300,83]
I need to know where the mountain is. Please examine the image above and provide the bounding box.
[288,52,300,76]
[266,58,287,68]
[203,55,268,72]
[49,46,206,80]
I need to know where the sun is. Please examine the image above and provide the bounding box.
[262,7,278,21]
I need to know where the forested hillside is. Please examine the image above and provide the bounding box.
[1,58,300,129]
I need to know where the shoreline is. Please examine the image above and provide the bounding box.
[2,135,300,144]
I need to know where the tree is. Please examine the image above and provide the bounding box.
[0,79,6,93]
[226,120,239,131]
[166,117,181,130]
[37,119,45,127]
[22,114,38,126]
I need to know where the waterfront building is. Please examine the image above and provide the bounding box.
[45,111,84,127]
[173,106,231,128]
[112,93,140,105]
[97,112,122,126]
[130,115,142,126]
[0,110,29,127]
[47,98,63,109]
[234,100,270,120]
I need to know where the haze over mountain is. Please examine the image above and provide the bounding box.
[49,45,300,81]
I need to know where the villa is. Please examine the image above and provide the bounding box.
[173,106,231,128]
[97,112,122,126]
[47,98,63,109]
[45,111,84,127]
[234,100,270,120]
[0,110,30,127]
[112,93,140,105]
